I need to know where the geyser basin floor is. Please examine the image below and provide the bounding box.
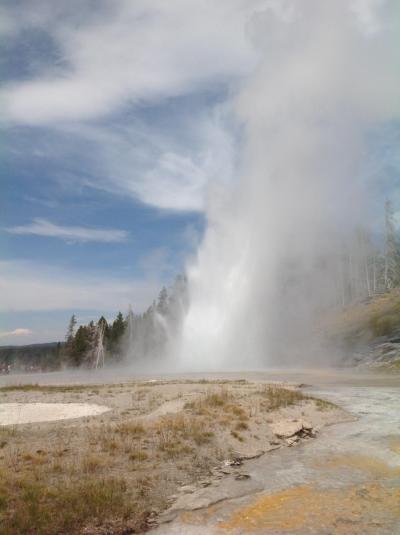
[0,402,110,425]
[0,375,351,534]
[150,381,400,535]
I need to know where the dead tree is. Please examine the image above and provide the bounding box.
[94,321,106,369]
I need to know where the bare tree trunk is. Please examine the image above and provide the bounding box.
[373,255,377,294]
[365,261,371,297]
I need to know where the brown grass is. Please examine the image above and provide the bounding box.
[258,385,308,410]
[184,388,231,412]
[116,420,145,436]
[0,380,336,534]
[326,288,400,346]
[0,474,142,535]
[230,430,245,442]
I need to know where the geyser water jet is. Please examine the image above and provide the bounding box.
[180,0,400,370]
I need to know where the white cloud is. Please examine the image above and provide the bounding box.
[0,0,262,125]
[6,218,129,243]
[0,260,161,313]
[95,114,236,212]
[1,0,246,212]
[34,107,236,212]
[0,328,32,339]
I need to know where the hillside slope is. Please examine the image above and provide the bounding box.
[329,289,400,370]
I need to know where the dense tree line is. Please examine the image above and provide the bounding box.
[62,274,188,368]
[0,343,62,373]
[63,311,126,368]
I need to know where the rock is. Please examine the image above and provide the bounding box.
[270,419,314,439]
[235,473,251,480]
[180,485,197,494]
[301,420,313,431]
[220,468,234,475]
[223,458,242,467]
[270,419,304,438]
[233,450,265,460]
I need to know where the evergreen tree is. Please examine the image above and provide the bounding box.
[72,325,89,366]
[64,314,77,362]
[112,312,126,339]
[108,312,126,358]
[157,287,169,315]
[65,314,76,343]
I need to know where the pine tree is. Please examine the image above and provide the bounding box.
[65,314,76,343]
[72,325,90,366]
[157,287,169,315]
[108,312,126,358]
[64,314,77,362]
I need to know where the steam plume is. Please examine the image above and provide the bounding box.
[180,1,400,369]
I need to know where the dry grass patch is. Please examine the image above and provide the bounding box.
[0,473,141,535]
[235,421,249,431]
[81,453,104,473]
[154,414,215,456]
[224,403,248,419]
[326,288,400,346]
[184,388,232,413]
[129,450,149,462]
[116,420,145,436]
[258,385,308,410]
[231,430,245,442]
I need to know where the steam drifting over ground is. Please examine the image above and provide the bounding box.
[179,1,400,370]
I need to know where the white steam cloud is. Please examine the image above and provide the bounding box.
[179,0,400,370]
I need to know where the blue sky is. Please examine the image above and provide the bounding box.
[0,0,399,345]
[0,0,252,345]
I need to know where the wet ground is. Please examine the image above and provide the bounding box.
[149,376,400,534]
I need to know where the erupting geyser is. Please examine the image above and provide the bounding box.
[180,0,400,370]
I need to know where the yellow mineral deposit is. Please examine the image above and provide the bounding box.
[219,481,400,533]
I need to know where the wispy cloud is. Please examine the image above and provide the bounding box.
[73,112,236,212]
[0,328,32,339]
[6,218,129,243]
[0,0,241,213]
[0,0,260,125]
